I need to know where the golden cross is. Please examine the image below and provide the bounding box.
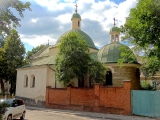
[75,4,78,13]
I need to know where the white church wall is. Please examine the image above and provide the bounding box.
[16,66,48,107]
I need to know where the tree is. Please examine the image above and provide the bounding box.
[55,31,106,86]
[25,44,47,64]
[120,0,160,76]
[2,29,25,94]
[0,0,31,35]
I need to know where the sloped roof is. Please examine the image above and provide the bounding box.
[31,55,55,66]
[31,45,50,59]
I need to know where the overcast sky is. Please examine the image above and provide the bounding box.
[16,0,137,52]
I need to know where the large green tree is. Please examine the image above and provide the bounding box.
[120,0,160,76]
[2,29,25,94]
[0,0,31,35]
[55,32,106,86]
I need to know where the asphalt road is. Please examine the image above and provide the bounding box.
[14,107,159,120]
[14,109,111,120]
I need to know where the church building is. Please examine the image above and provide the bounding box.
[15,6,140,106]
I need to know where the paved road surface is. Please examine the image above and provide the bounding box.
[14,106,159,120]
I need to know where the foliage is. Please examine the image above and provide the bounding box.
[0,102,10,120]
[0,0,31,94]
[140,81,154,90]
[1,29,25,94]
[120,0,160,76]
[25,44,47,64]
[118,45,137,66]
[141,56,160,77]
[55,32,106,86]
[0,0,31,35]
[88,60,106,83]
[55,32,90,86]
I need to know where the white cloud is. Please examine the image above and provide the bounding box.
[18,0,138,50]
[31,18,38,23]
[20,34,57,47]
[55,13,72,23]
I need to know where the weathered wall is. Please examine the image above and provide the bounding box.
[16,66,48,107]
[107,64,140,90]
[46,81,131,115]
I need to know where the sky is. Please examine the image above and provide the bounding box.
[15,0,138,52]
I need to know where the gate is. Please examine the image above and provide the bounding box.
[132,90,160,117]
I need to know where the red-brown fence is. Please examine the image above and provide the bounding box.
[46,81,131,115]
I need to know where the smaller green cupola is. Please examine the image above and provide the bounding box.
[71,4,81,30]
[110,26,120,33]
[71,13,81,20]
[109,17,120,43]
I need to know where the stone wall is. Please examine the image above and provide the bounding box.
[110,66,140,90]
[46,81,132,115]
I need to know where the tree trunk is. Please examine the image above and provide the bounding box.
[0,79,5,93]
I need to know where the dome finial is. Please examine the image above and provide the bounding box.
[113,17,116,26]
[75,4,78,13]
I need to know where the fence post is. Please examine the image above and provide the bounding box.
[67,87,71,105]
[94,84,100,111]
[123,80,132,115]
[45,86,51,108]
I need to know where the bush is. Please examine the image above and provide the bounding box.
[140,81,154,90]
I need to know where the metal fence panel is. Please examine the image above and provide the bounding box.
[132,90,160,117]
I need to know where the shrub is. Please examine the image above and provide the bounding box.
[140,81,154,90]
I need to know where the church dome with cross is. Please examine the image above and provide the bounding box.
[97,18,137,63]
[55,4,97,50]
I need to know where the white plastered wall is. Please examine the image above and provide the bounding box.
[16,66,48,102]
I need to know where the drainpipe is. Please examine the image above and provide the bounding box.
[48,65,56,88]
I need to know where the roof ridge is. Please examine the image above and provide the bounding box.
[31,45,49,59]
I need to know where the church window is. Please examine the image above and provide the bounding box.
[111,35,114,41]
[24,75,28,87]
[30,75,35,88]
[106,71,112,86]
[115,35,118,41]
[78,21,80,27]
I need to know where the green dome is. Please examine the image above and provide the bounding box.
[71,13,81,19]
[98,43,137,63]
[56,29,97,49]
[110,26,120,32]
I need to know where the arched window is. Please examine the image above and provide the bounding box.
[24,75,28,87]
[78,21,80,27]
[106,71,112,86]
[30,75,35,88]
[112,35,114,41]
[115,35,119,41]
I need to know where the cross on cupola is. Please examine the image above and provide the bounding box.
[71,4,81,30]
[109,17,120,43]
[113,17,116,26]
[75,4,78,13]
